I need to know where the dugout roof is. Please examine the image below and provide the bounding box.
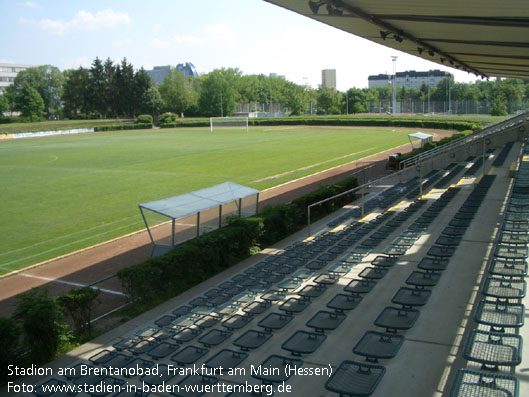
[264,0,529,79]
[139,182,260,220]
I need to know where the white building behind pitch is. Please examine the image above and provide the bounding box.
[368,69,452,89]
[0,63,32,93]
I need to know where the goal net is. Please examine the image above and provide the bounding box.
[210,116,249,132]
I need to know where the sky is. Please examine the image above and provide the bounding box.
[0,0,479,91]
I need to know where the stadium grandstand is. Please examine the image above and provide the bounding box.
[4,1,529,396]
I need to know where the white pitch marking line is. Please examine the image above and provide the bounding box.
[19,274,126,296]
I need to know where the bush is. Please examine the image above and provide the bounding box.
[255,204,302,245]
[14,287,70,364]
[59,287,100,339]
[158,112,178,125]
[135,114,153,124]
[0,317,22,383]
[117,175,358,306]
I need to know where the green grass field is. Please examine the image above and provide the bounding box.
[0,125,420,273]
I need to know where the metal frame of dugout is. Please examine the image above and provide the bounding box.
[139,182,259,258]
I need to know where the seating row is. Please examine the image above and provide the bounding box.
[448,143,528,397]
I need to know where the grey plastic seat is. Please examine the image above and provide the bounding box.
[145,341,179,360]
[325,360,386,397]
[327,294,363,313]
[279,297,311,314]
[101,352,136,370]
[222,314,254,331]
[242,300,271,316]
[251,355,303,383]
[172,327,202,344]
[495,244,528,260]
[374,307,419,333]
[474,300,525,332]
[405,271,441,289]
[482,277,526,300]
[447,368,519,397]
[417,257,449,272]
[353,331,405,363]
[306,310,346,332]
[281,330,327,356]
[170,345,209,365]
[129,340,158,355]
[258,313,294,332]
[298,284,327,298]
[371,255,398,268]
[344,279,377,295]
[488,257,528,278]
[462,330,522,370]
[233,330,273,351]
[427,245,456,258]
[198,329,233,348]
[391,287,431,308]
[358,267,388,280]
[204,349,248,370]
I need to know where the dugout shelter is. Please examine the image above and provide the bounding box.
[139,182,259,257]
[408,132,433,151]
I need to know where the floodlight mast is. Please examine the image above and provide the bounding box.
[391,56,398,115]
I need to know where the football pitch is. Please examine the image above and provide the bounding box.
[0,125,416,273]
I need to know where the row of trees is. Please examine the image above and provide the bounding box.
[344,78,529,116]
[1,56,529,120]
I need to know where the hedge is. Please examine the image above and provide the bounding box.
[158,116,479,132]
[117,175,358,304]
[94,123,152,132]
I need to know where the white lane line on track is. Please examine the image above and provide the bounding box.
[18,273,126,296]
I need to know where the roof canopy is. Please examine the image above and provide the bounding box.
[264,0,529,79]
[409,132,433,140]
[139,182,260,220]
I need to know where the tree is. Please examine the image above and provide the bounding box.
[138,86,163,116]
[284,82,307,116]
[12,65,64,118]
[113,58,135,117]
[132,68,154,116]
[159,69,190,115]
[62,67,90,118]
[496,79,524,113]
[15,83,45,120]
[198,68,242,116]
[0,92,8,114]
[345,88,367,114]
[490,92,508,116]
[88,57,106,117]
[1,86,16,116]
[317,86,342,114]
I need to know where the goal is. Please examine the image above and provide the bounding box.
[210,116,249,132]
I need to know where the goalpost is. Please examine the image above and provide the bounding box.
[210,116,249,132]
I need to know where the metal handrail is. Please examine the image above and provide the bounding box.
[400,111,529,169]
[307,165,411,235]
[306,110,529,236]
